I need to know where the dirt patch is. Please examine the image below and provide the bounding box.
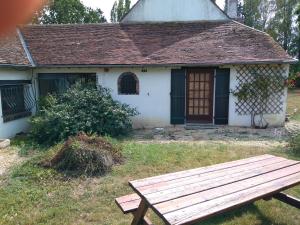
[0,148,23,176]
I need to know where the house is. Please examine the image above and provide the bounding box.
[0,0,297,139]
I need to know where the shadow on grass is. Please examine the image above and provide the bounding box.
[10,134,48,156]
[196,203,290,225]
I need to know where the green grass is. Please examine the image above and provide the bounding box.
[0,142,300,225]
[287,89,300,122]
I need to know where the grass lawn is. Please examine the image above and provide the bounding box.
[287,89,300,122]
[0,89,299,225]
[0,141,300,225]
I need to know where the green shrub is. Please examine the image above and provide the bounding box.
[41,133,123,176]
[30,83,138,145]
[290,134,300,155]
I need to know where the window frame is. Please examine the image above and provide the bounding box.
[0,83,32,123]
[38,73,97,97]
[118,72,139,95]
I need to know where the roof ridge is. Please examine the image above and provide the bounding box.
[232,20,269,35]
[24,20,231,28]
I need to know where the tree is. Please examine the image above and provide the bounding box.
[224,0,243,18]
[242,0,261,28]
[111,0,131,22]
[111,1,118,23]
[296,3,300,59]
[268,0,298,52]
[259,0,276,31]
[34,0,106,24]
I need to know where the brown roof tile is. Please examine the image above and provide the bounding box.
[21,21,295,66]
[0,32,31,66]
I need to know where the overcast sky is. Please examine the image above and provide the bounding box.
[81,0,225,21]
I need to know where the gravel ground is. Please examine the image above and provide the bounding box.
[132,121,300,148]
[0,148,23,176]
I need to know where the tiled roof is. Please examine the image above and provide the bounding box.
[0,32,31,66]
[20,21,296,66]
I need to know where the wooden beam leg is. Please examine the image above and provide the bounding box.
[142,216,153,225]
[273,192,300,209]
[131,212,153,225]
[131,199,149,225]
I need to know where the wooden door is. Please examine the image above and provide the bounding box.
[186,69,214,123]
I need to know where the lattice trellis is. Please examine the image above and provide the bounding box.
[234,65,287,115]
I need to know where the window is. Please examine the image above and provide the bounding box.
[38,73,96,97]
[118,72,139,95]
[0,84,33,122]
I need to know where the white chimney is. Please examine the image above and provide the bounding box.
[227,0,238,19]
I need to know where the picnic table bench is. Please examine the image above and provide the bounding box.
[116,154,300,225]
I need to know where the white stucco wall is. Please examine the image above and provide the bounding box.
[34,66,289,129]
[226,65,289,127]
[0,68,34,139]
[35,67,172,129]
[98,68,172,128]
[122,0,229,22]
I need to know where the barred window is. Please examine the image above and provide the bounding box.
[118,72,139,95]
[38,73,96,97]
[0,84,33,122]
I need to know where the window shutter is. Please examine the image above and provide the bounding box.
[171,69,186,124]
[215,69,230,125]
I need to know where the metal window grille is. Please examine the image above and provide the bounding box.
[119,73,139,95]
[38,73,96,97]
[234,65,286,115]
[0,84,35,122]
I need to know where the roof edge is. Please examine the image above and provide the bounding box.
[17,28,35,67]
[34,60,297,68]
[0,64,32,68]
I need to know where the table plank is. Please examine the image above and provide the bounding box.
[137,157,287,195]
[154,163,300,214]
[130,154,275,188]
[163,172,300,225]
[144,160,299,204]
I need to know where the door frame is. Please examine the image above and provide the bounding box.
[185,68,215,123]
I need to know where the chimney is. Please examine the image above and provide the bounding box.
[226,0,238,19]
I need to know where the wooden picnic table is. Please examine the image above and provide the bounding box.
[124,154,300,225]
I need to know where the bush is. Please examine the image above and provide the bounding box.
[41,133,123,176]
[290,134,300,156]
[30,83,138,145]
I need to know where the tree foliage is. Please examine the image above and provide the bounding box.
[33,0,107,24]
[296,3,300,60]
[111,0,131,22]
[242,0,264,30]
[270,0,298,52]
[237,0,298,58]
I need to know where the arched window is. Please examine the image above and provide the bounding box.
[118,72,139,95]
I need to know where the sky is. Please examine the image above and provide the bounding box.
[81,0,225,21]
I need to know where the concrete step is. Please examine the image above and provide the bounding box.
[185,124,220,130]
